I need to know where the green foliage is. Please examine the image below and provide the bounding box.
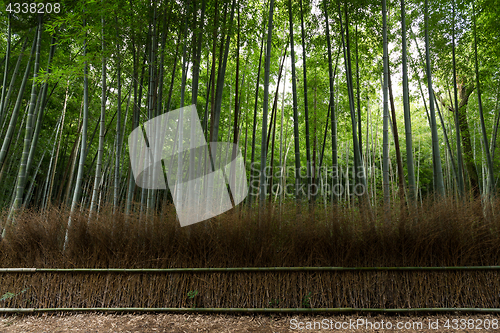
[301,291,312,308]
[0,288,29,302]
[268,298,281,307]
[187,290,198,299]
[187,290,199,308]
[0,292,16,301]
[0,0,499,211]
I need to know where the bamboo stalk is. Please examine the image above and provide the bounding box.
[1,266,500,273]
[0,307,500,313]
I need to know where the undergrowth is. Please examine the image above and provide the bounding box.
[0,197,498,309]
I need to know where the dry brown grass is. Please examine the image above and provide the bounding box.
[0,197,499,309]
[3,313,500,332]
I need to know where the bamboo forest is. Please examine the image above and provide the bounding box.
[0,0,500,314]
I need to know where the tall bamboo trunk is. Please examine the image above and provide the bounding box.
[248,13,265,207]
[0,36,29,136]
[0,13,11,126]
[180,0,190,108]
[451,0,465,197]
[260,0,275,206]
[114,16,122,212]
[277,59,287,205]
[472,2,495,196]
[147,2,159,212]
[339,3,368,206]
[231,2,241,207]
[387,68,405,202]
[125,27,142,215]
[433,91,458,186]
[7,15,43,228]
[211,0,236,144]
[46,81,70,209]
[0,33,36,175]
[89,12,107,222]
[424,0,445,196]
[382,0,390,219]
[490,84,500,161]
[323,0,339,203]
[355,22,362,159]
[288,0,301,202]
[299,0,312,200]
[191,0,206,107]
[65,12,90,250]
[400,0,414,204]
[26,36,56,181]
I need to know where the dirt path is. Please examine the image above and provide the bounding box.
[1,313,500,332]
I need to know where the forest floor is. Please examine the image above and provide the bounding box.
[1,313,500,332]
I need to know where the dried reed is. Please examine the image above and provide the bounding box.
[0,197,499,309]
